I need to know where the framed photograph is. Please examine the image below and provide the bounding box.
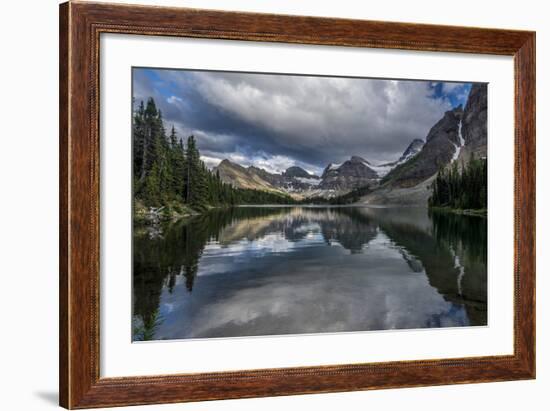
[59,1,535,408]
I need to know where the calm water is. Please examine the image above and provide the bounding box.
[132,206,487,341]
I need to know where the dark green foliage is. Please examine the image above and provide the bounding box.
[232,188,295,204]
[428,155,487,210]
[134,98,177,204]
[132,309,163,342]
[168,126,187,199]
[430,208,487,263]
[133,97,296,211]
[185,135,209,210]
[380,152,422,185]
[132,207,295,340]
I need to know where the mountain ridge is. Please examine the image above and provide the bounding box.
[214,137,427,199]
[213,84,487,204]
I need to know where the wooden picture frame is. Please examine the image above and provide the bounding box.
[59,1,535,408]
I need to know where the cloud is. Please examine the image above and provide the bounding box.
[201,151,313,175]
[167,95,183,105]
[133,68,471,169]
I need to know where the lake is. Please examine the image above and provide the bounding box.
[132,206,487,341]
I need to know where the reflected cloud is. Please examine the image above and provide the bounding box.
[133,206,487,341]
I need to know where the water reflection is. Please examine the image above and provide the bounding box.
[132,206,487,341]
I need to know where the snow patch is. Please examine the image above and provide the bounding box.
[458,119,465,147]
[397,152,415,165]
[368,163,395,178]
[451,120,465,163]
[296,177,321,186]
[449,246,466,296]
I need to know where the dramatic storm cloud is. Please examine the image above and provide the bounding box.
[133,68,471,175]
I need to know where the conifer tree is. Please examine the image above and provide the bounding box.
[185,135,209,210]
[133,97,296,210]
[133,100,146,181]
[429,155,487,210]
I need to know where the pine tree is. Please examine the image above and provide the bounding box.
[185,135,209,210]
[133,101,146,181]
[133,97,296,211]
[428,155,487,210]
[166,126,187,200]
[143,162,162,206]
[141,98,162,181]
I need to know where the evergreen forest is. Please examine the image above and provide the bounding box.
[133,98,294,213]
[428,155,487,211]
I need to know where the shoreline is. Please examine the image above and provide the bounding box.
[135,202,431,226]
[136,202,487,227]
[429,206,487,217]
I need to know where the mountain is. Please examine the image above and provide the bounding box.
[215,140,428,199]
[215,161,322,197]
[215,84,487,204]
[247,166,286,187]
[381,106,464,188]
[319,156,379,191]
[398,139,425,163]
[380,84,487,191]
[283,166,317,179]
[251,165,321,193]
[461,83,487,159]
[362,84,487,205]
[215,159,284,193]
[367,139,425,178]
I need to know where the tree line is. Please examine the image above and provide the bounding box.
[133,97,293,212]
[428,155,487,210]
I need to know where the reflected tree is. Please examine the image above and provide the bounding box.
[132,207,290,340]
[132,309,163,341]
[132,206,488,340]
[369,207,487,326]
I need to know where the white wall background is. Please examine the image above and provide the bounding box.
[0,0,547,410]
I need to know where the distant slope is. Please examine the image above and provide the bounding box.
[369,139,424,178]
[283,166,317,179]
[215,159,285,193]
[381,106,463,188]
[364,84,487,205]
[398,138,425,164]
[319,156,379,190]
[360,175,436,206]
[214,160,321,198]
[460,83,488,160]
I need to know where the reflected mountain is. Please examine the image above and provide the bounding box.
[355,207,487,325]
[217,207,378,252]
[133,206,487,341]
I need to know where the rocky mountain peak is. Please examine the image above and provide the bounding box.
[350,156,369,164]
[426,106,462,144]
[381,105,463,188]
[218,158,232,167]
[398,139,424,163]
[319,156,378,190]
[283,166,316,179]
[217,158,244,171]
[461,83,487,157]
